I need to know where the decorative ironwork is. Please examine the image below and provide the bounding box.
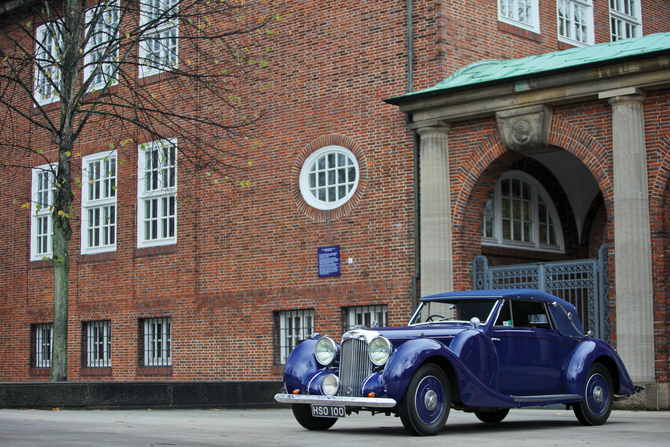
[473,245,609,341]
[473,256,489,290]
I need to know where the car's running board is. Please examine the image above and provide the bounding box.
[512,394,582,403]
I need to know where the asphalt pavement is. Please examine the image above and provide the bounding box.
[0,407,668,447]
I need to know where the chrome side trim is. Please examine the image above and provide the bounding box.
[274,393,396,408]
[512,394,583,403]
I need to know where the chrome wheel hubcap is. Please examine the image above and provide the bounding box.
[424,390,438,411]
[593,386,604,404]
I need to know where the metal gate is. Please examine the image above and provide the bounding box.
[473,245,610,341]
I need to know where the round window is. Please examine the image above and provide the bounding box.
[299,145,359,211]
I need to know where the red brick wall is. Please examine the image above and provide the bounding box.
[1,1,669,383]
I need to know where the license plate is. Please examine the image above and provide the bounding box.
[311,404,346,418]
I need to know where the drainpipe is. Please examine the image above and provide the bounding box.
[407,0,420,312]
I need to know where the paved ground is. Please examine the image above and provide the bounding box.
[1,407,668,446]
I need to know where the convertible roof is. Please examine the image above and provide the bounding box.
[422,289,585,336]
[422,289,571,307]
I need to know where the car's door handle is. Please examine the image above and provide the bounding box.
[491,337,501,342]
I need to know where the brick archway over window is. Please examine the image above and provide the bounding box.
[450,116,612,289]
[292,134,368,221]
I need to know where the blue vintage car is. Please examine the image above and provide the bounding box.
[274,289,645,436]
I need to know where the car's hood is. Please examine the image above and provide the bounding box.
[342,325,472,348]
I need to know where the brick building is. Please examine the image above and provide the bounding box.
[0,1,669,409]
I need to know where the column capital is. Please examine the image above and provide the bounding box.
[599,87,647,110]
[410,119,451,135]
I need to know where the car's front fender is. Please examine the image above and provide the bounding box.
[382,337,513,408]
[283,337,322,394]
[565,339,639,396]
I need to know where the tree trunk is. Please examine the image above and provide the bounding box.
[50,146,75,382]
[50,217,70,382]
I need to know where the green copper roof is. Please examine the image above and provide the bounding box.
[387,33,670,104]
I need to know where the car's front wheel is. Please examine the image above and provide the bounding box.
[291,404,338,430]
[573,363,614,426]
[399,363,451,436]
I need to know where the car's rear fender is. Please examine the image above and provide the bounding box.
[565,339,638,396]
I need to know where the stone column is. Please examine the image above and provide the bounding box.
[417,123,453,297]
[601,89,655,382]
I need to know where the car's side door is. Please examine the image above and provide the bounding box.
[490,299,576,396]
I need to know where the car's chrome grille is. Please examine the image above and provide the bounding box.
[338,338,371,397]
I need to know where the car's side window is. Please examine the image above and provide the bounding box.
[495,300,513,326]
[495,300,552,329]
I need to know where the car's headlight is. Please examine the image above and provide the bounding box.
[315,337,338,366]
[322,374,339,396]
[369,336,392,366]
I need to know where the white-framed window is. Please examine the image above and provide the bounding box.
[342,305,388,333]
[299,146,359,211]
[83,320,112,368]
[610,0,642,41]
[139,0,179,78]
[81,152,117,254]
[31,323,53,368]
[34,23,62,105]
[557,0,594,46]
[482,171,564,252]
[84,0,120,91]
[274,309,314,365]
[141,317,171,366]
[137,139,177,247]
[498,0,541,34]
[31,164,57,261]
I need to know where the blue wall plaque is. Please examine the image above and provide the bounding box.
[318,246,340,277]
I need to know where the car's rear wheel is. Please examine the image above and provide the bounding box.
[475,408,510,423]
[291,404,338,430]
[399,363,451,436]
[573,363,614,426]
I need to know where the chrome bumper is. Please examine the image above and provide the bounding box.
[274,393,397,408]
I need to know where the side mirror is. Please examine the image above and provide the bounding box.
[470,317,481,329]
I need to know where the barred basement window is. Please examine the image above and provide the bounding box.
[273,309,314,365]
[140,317,171,366]
[31,323,53,368]
[83,321,112,367]
[342,305,388,333]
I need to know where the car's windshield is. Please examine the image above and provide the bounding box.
[409,299,499,325]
